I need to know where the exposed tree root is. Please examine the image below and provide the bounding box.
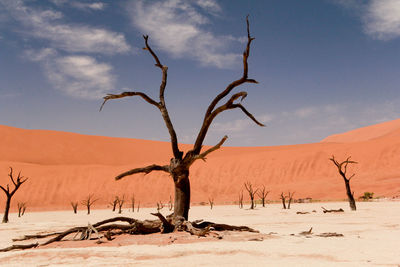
[1,215,258,252]
[322,207,344,213]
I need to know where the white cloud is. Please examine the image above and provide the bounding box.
[364,0,400,40]
[48,55,115,99]
[128,0,242,68]
[71,2,105,11]
[333,0,400,40]
[3,0,130,54]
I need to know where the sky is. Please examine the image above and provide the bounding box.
[0,0,400,147]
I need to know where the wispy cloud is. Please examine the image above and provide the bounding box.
[128,0,242,68]
[3,0,130,54]
[333,0,400,40]
[50,0,106,11]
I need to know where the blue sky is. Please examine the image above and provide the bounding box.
[0,0,399,146]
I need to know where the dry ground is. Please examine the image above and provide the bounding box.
[0,201,399,266]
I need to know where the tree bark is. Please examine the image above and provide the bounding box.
[173,170,190,220]
[344,179,356,211]
[2,197,11,223]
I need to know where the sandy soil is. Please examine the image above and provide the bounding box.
[1,119,400,211]
[0,201,399,266]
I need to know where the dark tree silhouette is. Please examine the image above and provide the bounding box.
[208,197,214,210]
[100,17,263,221]
[17,202,27,217]
[70,201,78,214]
[244,181,258,209]
[257,185,269,207]
[1,167,28,223]
[130,194,135,213]
[117,195,125,214]
[109,196,119,212]
[280,192,287,209]
[330,155,358,211]
[287,191,295,209]
[81,194,98,215]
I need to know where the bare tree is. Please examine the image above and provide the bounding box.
[238,190,244,209]
[257,185,269,207]
[81,194,98,215]
[244,181,258,209]
[70,202,78,214]
[280,192,287,209]
[100,17,263,221]
[130,194,135,213]
[208,197,214,210]
[109,196,119,212]
[1,167,28,223]
[156,201,164,212]
[117,195,125,214]
[168,195,173,211]
[330,155,358,211]
[17,202,27,217]
[287,191,295,209]
[137,201,140,213]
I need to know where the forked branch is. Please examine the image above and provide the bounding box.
[100,92,159,111]
[115,164,169,181]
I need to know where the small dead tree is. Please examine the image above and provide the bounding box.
[17,202,27,217]
[156,201,164,212]
[117,195,125,214]
[109,196,119,212]
[287,191,295,209]
[100,17,263,221]
[244,181,258,209]
[130,194,135,212]
[330,155,358,211]
[280,192,287,209]
[238,190,244,209]
[81,194,98,215]
[168,195,173,211]
[70,202,78,214]
[137,201,140,212]
[257,185,269,207]
[1,167,28,223]
[208,197,214,210]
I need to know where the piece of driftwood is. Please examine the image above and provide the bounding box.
[296,211,310,214]
[2,215,258,252]
[322,207,344,213]
[317,232,344,237]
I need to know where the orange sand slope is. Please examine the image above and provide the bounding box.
[1,119,400,211]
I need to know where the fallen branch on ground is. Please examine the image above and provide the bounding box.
[322,207,344,213]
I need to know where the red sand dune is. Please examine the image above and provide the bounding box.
[1,120,400,211]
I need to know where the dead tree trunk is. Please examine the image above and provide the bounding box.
[70,202,78,214]
[17,202,26,217]
[238,190,244,209]
[244,181,258,210]
[287,191,295,209]
[110,196,119,212]
[100,17,263,221]
[81,194,97,215]
[257,185,269,207]
[130,194,135,212]
[117,196,124,214]
[330,155,357,211]
[280,192,287,209]
[208,197,214,210]
[1,167,28,223]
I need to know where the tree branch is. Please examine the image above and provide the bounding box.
[193,16,260,154]
[115,164,170,181]
[193,135,228,162]
[100,91,159,111]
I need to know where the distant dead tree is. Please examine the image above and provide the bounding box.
[168,195,173,211]
[117,195,125,214]
[1,167,28,223]
[244,181,258,209]
[287,191,295,209]
[257,185,269,207]
[238,190,244,209]
[81,194,98,215]
[109,196,119,212]
[330,155,358,211]
[70,201,78,214]
[156,201,164,212]
[280,192,287,209]
[130,194,135,212]
[17,202,27,217]
[100,17,263,221]
[208,197,214,210]
[137,201,140,212]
